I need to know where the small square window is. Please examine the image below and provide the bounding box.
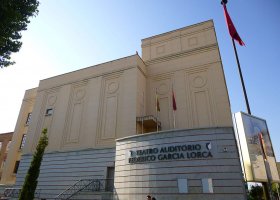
[45,108,53,116]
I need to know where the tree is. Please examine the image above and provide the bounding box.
[19,128,48,200]
[248,185,264,200]
[272,183,280,199]
[0,0,39,68]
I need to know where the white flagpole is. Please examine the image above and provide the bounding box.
[173,109,176,129]
[156,89,159,132]
[157,113,159,132]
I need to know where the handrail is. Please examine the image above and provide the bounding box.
[4,187,41,198]
[55,178,113,200]
[3,179,113,199]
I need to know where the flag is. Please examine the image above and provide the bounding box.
[172,89,177,111]
[222,3,245,46]
[156,92,160,112]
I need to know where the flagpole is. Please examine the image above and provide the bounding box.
[259,132,274,200]
[157,112,159,132]
[142,91,144,134]
[232,38,272,199]
[221,1,272,199]
[173,110,176,129]
[231,39,251,115]
[156,89,159,132]
[221,0,251,115]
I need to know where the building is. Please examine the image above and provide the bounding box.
[3,20,246,199]
[0,132,13,181]
[0,89,35,186]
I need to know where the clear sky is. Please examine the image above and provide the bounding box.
[0,0,279,159]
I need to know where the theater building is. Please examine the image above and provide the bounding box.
[0,90,35,186]
[0,132,13,181]
[3,20,246,199]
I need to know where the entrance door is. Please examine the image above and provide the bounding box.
[106,167,115,191]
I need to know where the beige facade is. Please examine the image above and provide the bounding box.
[277,162,280,178]
[4,20,244,199]
[23,20,231,155]
[0,132,13,180]
[0,89,36,185]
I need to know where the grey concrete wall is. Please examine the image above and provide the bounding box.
[115,127,246,200]
[15,148,115,199]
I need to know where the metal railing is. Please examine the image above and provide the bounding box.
[55,178,114,200]
[4,187,41,198]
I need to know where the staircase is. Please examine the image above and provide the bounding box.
[3,187,41,199]
[0,185,12,199]
[55,179,113,200]
[2,179,113,199]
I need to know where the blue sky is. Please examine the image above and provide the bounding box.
[0,0,280,160]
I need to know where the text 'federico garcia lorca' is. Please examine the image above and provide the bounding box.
[128,142,213,164]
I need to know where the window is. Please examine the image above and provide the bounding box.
[45,108,53,116]
[13,161,20,174]
[178,178,188,193]
[19,134,27,149]
[202,178,213,193]
[1,159,6,169]
[25,112,32,126]
[6,141,11,152]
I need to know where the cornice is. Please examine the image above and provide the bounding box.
[142,26,214,48]
[37,65,138,93]
[145,44,218,66]
[142,19,213,44]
